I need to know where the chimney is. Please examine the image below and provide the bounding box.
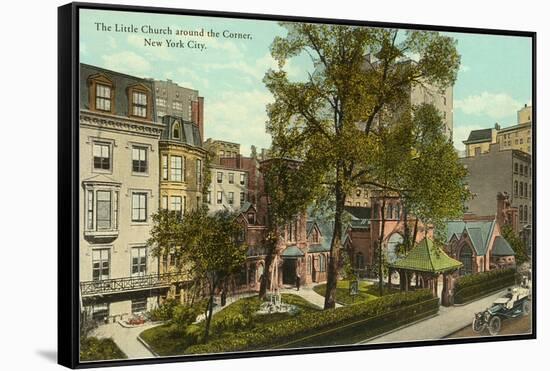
[191,97,204,141]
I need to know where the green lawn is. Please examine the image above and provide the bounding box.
[80,337,127,361]
[140,293,320,356]
[313,280,399,305]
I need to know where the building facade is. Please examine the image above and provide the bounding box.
[158,115,207,215]
[463,126,499,157]
[460,143,532,250]
[153,79,204,140]
[208,164,249,212]
[463,104,532,157]
[204,138,241,162]
[79,64,167,322]
[497,105,533,154]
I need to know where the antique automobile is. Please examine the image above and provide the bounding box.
[472,284,531,336]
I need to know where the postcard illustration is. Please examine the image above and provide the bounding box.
[76,8,533,362]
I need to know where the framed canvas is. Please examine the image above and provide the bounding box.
[58,2,536,368]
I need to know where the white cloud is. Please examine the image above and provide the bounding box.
[203,52,300,85]
[176,66,210,90]
[204,90,274,155]
[454,92,522,119]
[101,51,151,75]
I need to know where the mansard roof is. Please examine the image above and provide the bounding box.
[80,63,156,119]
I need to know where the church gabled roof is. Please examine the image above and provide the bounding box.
[445,220,496,256]
[389,238,462,274]
[492,236,515,256]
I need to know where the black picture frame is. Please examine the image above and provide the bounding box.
[58,2,537,368]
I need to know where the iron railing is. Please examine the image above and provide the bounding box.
[80,272,188,296]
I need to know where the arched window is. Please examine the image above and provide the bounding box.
[459,245,473,275]
[319,254,326,272]
[520,182,524,197]
[386,233,403,263]
[396,205,401,220]
[355,252,364,269]
[519,205,523,222]
[514,181,518,196]
[387,205,393,219]
[307,255,312,275]
[172,121,181,139]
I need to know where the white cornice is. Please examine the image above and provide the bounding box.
[80,110,164,138]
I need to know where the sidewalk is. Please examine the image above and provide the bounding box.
[359,290,506,344]
[90,322,158,359]
[279,285,342,308]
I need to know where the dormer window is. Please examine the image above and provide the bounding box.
[128,84,151,119]
[96,84,112,111]
[173,121,181,139]
[132,91,147,117]
[88,73,114,114]
[247,212,255,224]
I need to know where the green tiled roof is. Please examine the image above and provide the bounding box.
[281,245,305,257]
[389,238,462,273]
[492,236,515,256]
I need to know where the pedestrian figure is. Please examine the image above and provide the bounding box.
[221,288,227,307]
[296,273,301,291]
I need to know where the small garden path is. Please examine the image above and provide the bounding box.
[90,322,158,359]
[279,284,342,308]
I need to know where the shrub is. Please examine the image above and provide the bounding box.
[454,268,517,304]
[173,304,203,331]
[186,289,437,354]
[147,299,178,322]
[80,337,126,361]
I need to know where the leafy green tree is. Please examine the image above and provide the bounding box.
[501,225,529,264]
[147,208,247,342]
[259,157,322,299]
[265,23,460,309]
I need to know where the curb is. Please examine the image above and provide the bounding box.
[137,334,160,358]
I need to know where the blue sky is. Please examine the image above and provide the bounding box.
[80,9,532,155]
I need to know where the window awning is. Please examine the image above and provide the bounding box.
[281,245,305,257]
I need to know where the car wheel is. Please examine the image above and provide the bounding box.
[522,300,531,315]
[488,316,501,336]
[472,318,486,333]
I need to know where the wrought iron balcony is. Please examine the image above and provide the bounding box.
[80,272,189,296]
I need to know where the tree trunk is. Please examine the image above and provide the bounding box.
[412,218,419,245]
[324,171,345,310]
[378,198,387,296]
[259,243,275,300]
[203,289,215,343]
[403,206,410,251]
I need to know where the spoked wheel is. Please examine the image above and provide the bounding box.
[488,316,501,336]
[522,300,531,315]
[472,318,486,333]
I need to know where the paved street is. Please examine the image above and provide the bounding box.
[90,322,158,359]
[446,312,532,338]
[359,290,507,344]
